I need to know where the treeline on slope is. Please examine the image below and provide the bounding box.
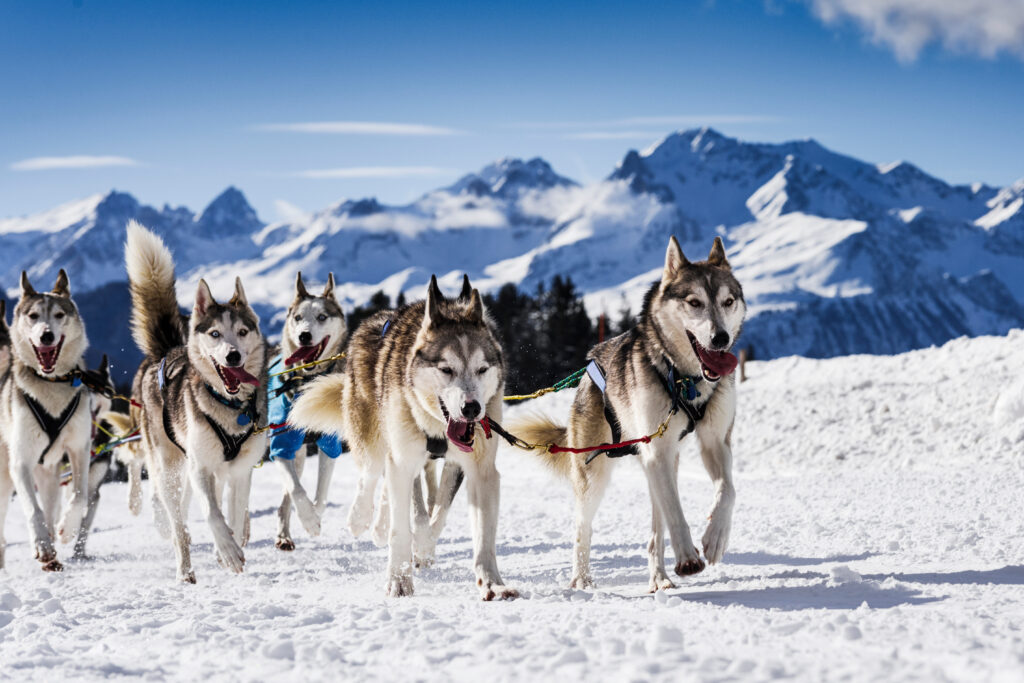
[346,276,637,394]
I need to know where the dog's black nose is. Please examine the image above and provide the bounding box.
[225,350,242,366]
[299,331,312,345]
[461,400,481,420]
[711,331,730,350]
[40,330,55,346]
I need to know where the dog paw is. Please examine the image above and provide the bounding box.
[370,519,390,548]
[674,553,705,577]
[414,553,436,569]
[275,537,296,552]
[385,574,414,597]
[178,570,197,584]
[649,573,677,593]
[702,516,731,564]
[34,540,57,563]
[478,580,519,601]
[41,558,64,572]
[295,501,321,538]
[216,541,246,574]
[569,574,595,589]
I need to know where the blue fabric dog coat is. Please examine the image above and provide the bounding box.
[267,355,342,461]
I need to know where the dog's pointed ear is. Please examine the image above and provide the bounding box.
[99,353,110,382]
[663,236,689,280]
[20,271,36,297]
[295,271,309,299]
[467,289,484,323]
[322,272,336,300]
[707,236,730,269]
[194,279,216,316]
[230,276,249,308]
[424,275,443,328]
[52,269,71,297]
[457,274,472,302]
[0,299,6,322]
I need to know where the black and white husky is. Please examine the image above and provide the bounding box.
[511,237,746,592]
[125,221,268,583]
[0,272,93,571]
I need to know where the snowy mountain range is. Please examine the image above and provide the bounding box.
[2,128,1022,379]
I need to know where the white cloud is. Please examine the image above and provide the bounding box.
[254,121,466,136]
[10,155,140,171]
[804,0,1024,61]
[293,166,456,179]
[273,199,311,223]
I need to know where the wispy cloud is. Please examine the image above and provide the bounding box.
[254,121,466,136]
[273,199,311,223]
[292,166,456,179]
[803,0,1024,62]
[10,155,141,171]
[510,114,780,130]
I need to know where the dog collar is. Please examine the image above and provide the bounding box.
[204,383,260,427]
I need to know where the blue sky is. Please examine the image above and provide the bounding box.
[2,0,1023,222]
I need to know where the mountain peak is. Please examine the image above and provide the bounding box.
[446,157,575,197]
[196,186,263,236]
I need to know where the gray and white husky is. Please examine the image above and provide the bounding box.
[270,272,347,551]
[289,276,517,600]
[0,272,93,571]
[511,237,746,592]
[125,220,268,583]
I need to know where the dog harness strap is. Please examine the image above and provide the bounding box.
[203,414,254,462]
[426,435,448,459]
[582,359,638,461]
[22,389,82,464]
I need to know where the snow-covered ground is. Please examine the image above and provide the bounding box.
[2,331,1023,681]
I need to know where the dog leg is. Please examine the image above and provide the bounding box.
[429,461,463,540]
[73,459,109,559]
[349,453,383,538]
[423,459,439,515]
[642,444,704,577]
[36,465,60,536]
[569,457,611,590]
[647,477,675,592]
[127,460,144,516]
[227,468,253,549]
[275,454,320,543]
[9,451,60,569]
[57,440,91,545]
[371,483,390,548]
[697,427,735,565]
[189,464,244,574]
[383,454,420,597]
[462,452,517,601]
[412,473,435,568]
[154,459,194,583]
[313,451,336,517]
[0,454,12,570]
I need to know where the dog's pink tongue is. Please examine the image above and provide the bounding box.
[285,345,319,366]
[696,346,739,376]
[446,420,476,453]
[221,365,261,386]
[37,346,59,370]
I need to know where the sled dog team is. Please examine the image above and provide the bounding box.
[0,220,746,600]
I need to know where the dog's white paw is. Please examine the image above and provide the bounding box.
[385,573,414,597]
[295,499,321,538]
[478,580,519,601]
[178,569,197,584]
[569,574,595,590]
[674,545,706,577]
[371,513,390,548]
[347,500,373,537]
[702,514,731,565]
[215,539,245,574]
[649,572,677,593]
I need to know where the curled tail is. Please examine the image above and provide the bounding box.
[125,220,183,359]
[505,412,571,478]
[288,374,346,438]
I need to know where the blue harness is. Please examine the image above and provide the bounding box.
[267,354,342,461]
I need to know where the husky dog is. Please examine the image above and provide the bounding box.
[510,237,745,592]
[125,221,268,583]
[268,272,347,551]
[0,271,93,571]
[0,299,10,569]
[102,408,148,517]
[290,276,516,600]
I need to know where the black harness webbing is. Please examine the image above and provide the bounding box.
[202,414,255,462]
[22,389,82,464]
[426,435,448,459]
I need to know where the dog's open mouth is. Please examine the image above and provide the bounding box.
[214,360,260,395]
[439,400,476,453]
[686,332,738,382]
[33,336,64,374]
[285,335,329,366]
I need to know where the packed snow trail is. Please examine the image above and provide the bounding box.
[1,331,1023,681]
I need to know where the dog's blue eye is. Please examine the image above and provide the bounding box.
[317,314,327,322]
[294,315,302,321]
[440,367,454,376]
[210,331,221,338]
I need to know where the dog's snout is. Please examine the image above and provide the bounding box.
[225,349,242,367]
[298,331,313,345]
[461,400,481,420]
[711,331,730,350]
[40,330,55,346]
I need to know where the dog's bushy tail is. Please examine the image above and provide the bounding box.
[125,220,183,358]
[288,374,345,437]
[505,412,571,478]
